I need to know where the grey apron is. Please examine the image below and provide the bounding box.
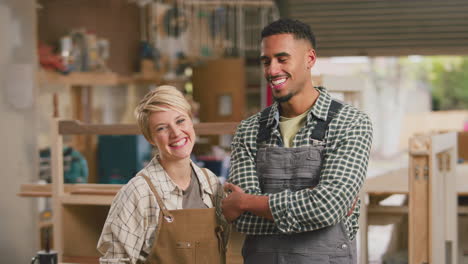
[242,100,357,264]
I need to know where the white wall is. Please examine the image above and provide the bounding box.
[313,57,432,158]
[0,0,38,262]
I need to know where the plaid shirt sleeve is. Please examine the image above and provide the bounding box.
[229,116,280,234]
[97,181,147,264]
[97,177,156,264]
[269,112,373,237]
[229,102,373,240]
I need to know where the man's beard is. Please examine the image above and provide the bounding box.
[274,93,294,103]
[273,90,300,103]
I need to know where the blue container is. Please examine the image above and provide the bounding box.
[98,135,152,184]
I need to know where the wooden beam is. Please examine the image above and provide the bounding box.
[18,183,123,198]
[368,194,392,206]
[408,133,458,264]
[60,194,115,206]
[368,205,408,214]
[38,70,127,86]
[60,120,139,135]
[51,117,64,262]
[59,120,239,136]
[409,135,430,264]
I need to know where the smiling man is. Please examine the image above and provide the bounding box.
[222,19,373,263]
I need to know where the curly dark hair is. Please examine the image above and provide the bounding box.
[261,18,316,49]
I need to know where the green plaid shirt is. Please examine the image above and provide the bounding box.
[228,87,373,240]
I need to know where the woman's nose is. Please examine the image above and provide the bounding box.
[170,125,182,137]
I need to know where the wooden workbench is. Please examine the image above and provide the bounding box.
[365,163,468,196]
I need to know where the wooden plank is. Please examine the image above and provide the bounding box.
[460,206,468,214]
[407,133,458,264]
[60,120,139,135]
[69,189,119,195]
[62,205,109,260]
[408,155,429,264]
[368,205,409,214]
[431,151,444,263]
[368,194,392,206]
[432,132,458,155]
[437,152,458,263]
[51,117,64,263]
[38,70,127,86]
[20,163,465,198]
[60,195,115,206]
[409,134,431,264]
[19,183,52,193]
[364,168,408,195]
[368,214,406,226]
[18,183,123,198]
[59,120,239,135]
[365,163,468,195]
[18,192,52,197]
[459,132,468,161]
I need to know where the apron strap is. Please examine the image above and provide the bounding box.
[140,173,174,220]
[310,98,343,141]
[200,168,226,254]
[200,168,215,205]
[256,105,273,145]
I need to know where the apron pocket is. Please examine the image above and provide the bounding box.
[260,175,319,193]
[290,178,319,191]
[195,240,221,264]
[151,246,194,263]
[260,177,290,194]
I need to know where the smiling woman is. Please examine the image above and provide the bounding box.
[97,85,229,264]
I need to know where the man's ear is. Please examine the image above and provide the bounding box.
[307,48,317,69]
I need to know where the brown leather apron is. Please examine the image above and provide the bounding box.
[141,169,225,264]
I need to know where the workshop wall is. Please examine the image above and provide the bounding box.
[0,1,38,263]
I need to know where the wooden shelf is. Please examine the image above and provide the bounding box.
[38,70,128,86]
[18,183,122,200]
[364,163,468,196]
[19,119,241,263]
[38,70,165,86]
[59,120,238,136]
[60,194,115,206]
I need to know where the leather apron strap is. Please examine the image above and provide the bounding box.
[200,168,215,205]
[200,168,226,254]
[141,173,175,222]
[141,170,224,264]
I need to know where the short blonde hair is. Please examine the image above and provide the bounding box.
[134,85,192,144]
